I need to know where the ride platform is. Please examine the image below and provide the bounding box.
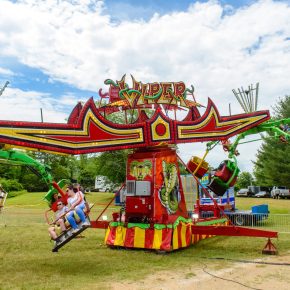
[104,216,228,251]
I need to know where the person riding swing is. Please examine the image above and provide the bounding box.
[48,201,68,240]
[65,185,89,233]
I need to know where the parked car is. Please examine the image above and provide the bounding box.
[271,186,290,199]
[236,188,249,197]
[255,191,271,198]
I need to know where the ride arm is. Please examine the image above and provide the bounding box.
[0,149,53,187]
[228,118,290,158]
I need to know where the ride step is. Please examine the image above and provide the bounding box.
[52,219,91,252]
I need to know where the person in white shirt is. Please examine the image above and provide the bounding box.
[66,185,88,233]
[48,201,68,240]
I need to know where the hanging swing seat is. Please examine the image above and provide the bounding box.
[208,160,240,196]
[187,156,209,178]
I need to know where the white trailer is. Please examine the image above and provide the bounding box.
[94,175,114,192]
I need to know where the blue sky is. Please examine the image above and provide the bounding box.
[0,0,289,172]
[104,0,256,20]
[0,56,96,100]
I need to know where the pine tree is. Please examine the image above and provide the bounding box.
[254,96,290,187]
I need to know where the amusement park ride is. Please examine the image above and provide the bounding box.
[0,76,289,253]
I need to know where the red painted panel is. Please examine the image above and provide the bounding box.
[191,225,278,238]
[145,228,154,249]
[161,228,172,251]
[124,227,135,248]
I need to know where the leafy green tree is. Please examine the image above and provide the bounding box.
[95,150,130,184]
[0,163,22,180]
[235,171,254,191]
[254,96,290,187]
[77,154,99,188]
[0,177,23,191]
[20,172,47,192]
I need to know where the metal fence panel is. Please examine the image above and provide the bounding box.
[198,212,290,233]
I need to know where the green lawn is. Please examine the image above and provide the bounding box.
[235,197,290,214]
[0,192,289,289]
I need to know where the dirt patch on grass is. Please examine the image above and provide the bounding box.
[105,252,290,290]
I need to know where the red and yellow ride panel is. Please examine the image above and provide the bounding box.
[0,96,269,154]
[105,218,190,251]
[104,217,229,251]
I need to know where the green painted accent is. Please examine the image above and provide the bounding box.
[144,86,163,100]
[154,224,173,230]
[109,216,192,230]
[127,223,150,229]
[109,221,125,227]
[182,85,194,99]
[206,141,220,151]
[196,218,227,226]
[172,216,192,228]
[119,88,141,101]
[168,88,180,101]
[104,79,117,87]
[212,176,229,190]
[160,160,179,214]
[229,118,290,158]
[225,157,240,186]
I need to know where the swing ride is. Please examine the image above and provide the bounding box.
[0,76,289,253]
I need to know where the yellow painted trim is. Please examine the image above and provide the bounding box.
[181,222,187,247]
[114,226,126,246]
[172,227,179,250]
[178,108,267,138]
[134,227,145,248]
[0,110,144,148]
[104,227,110,243]
[152,229,162,249]
[151,116,171,141]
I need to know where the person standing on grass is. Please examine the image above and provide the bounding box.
[0,184,7,209]
[66,185,88,233]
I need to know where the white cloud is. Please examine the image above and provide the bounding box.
[0,87,86,123]
[0,0,289,171]
[0,67,15,76]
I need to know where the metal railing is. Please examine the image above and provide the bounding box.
[2,206,290,234]
[198,212,290,233]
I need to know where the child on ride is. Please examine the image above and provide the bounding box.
[66,185,88,232]
[48,201,68,240]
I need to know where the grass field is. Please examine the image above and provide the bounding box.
[0,192,289,289]
[235,196,290,214]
